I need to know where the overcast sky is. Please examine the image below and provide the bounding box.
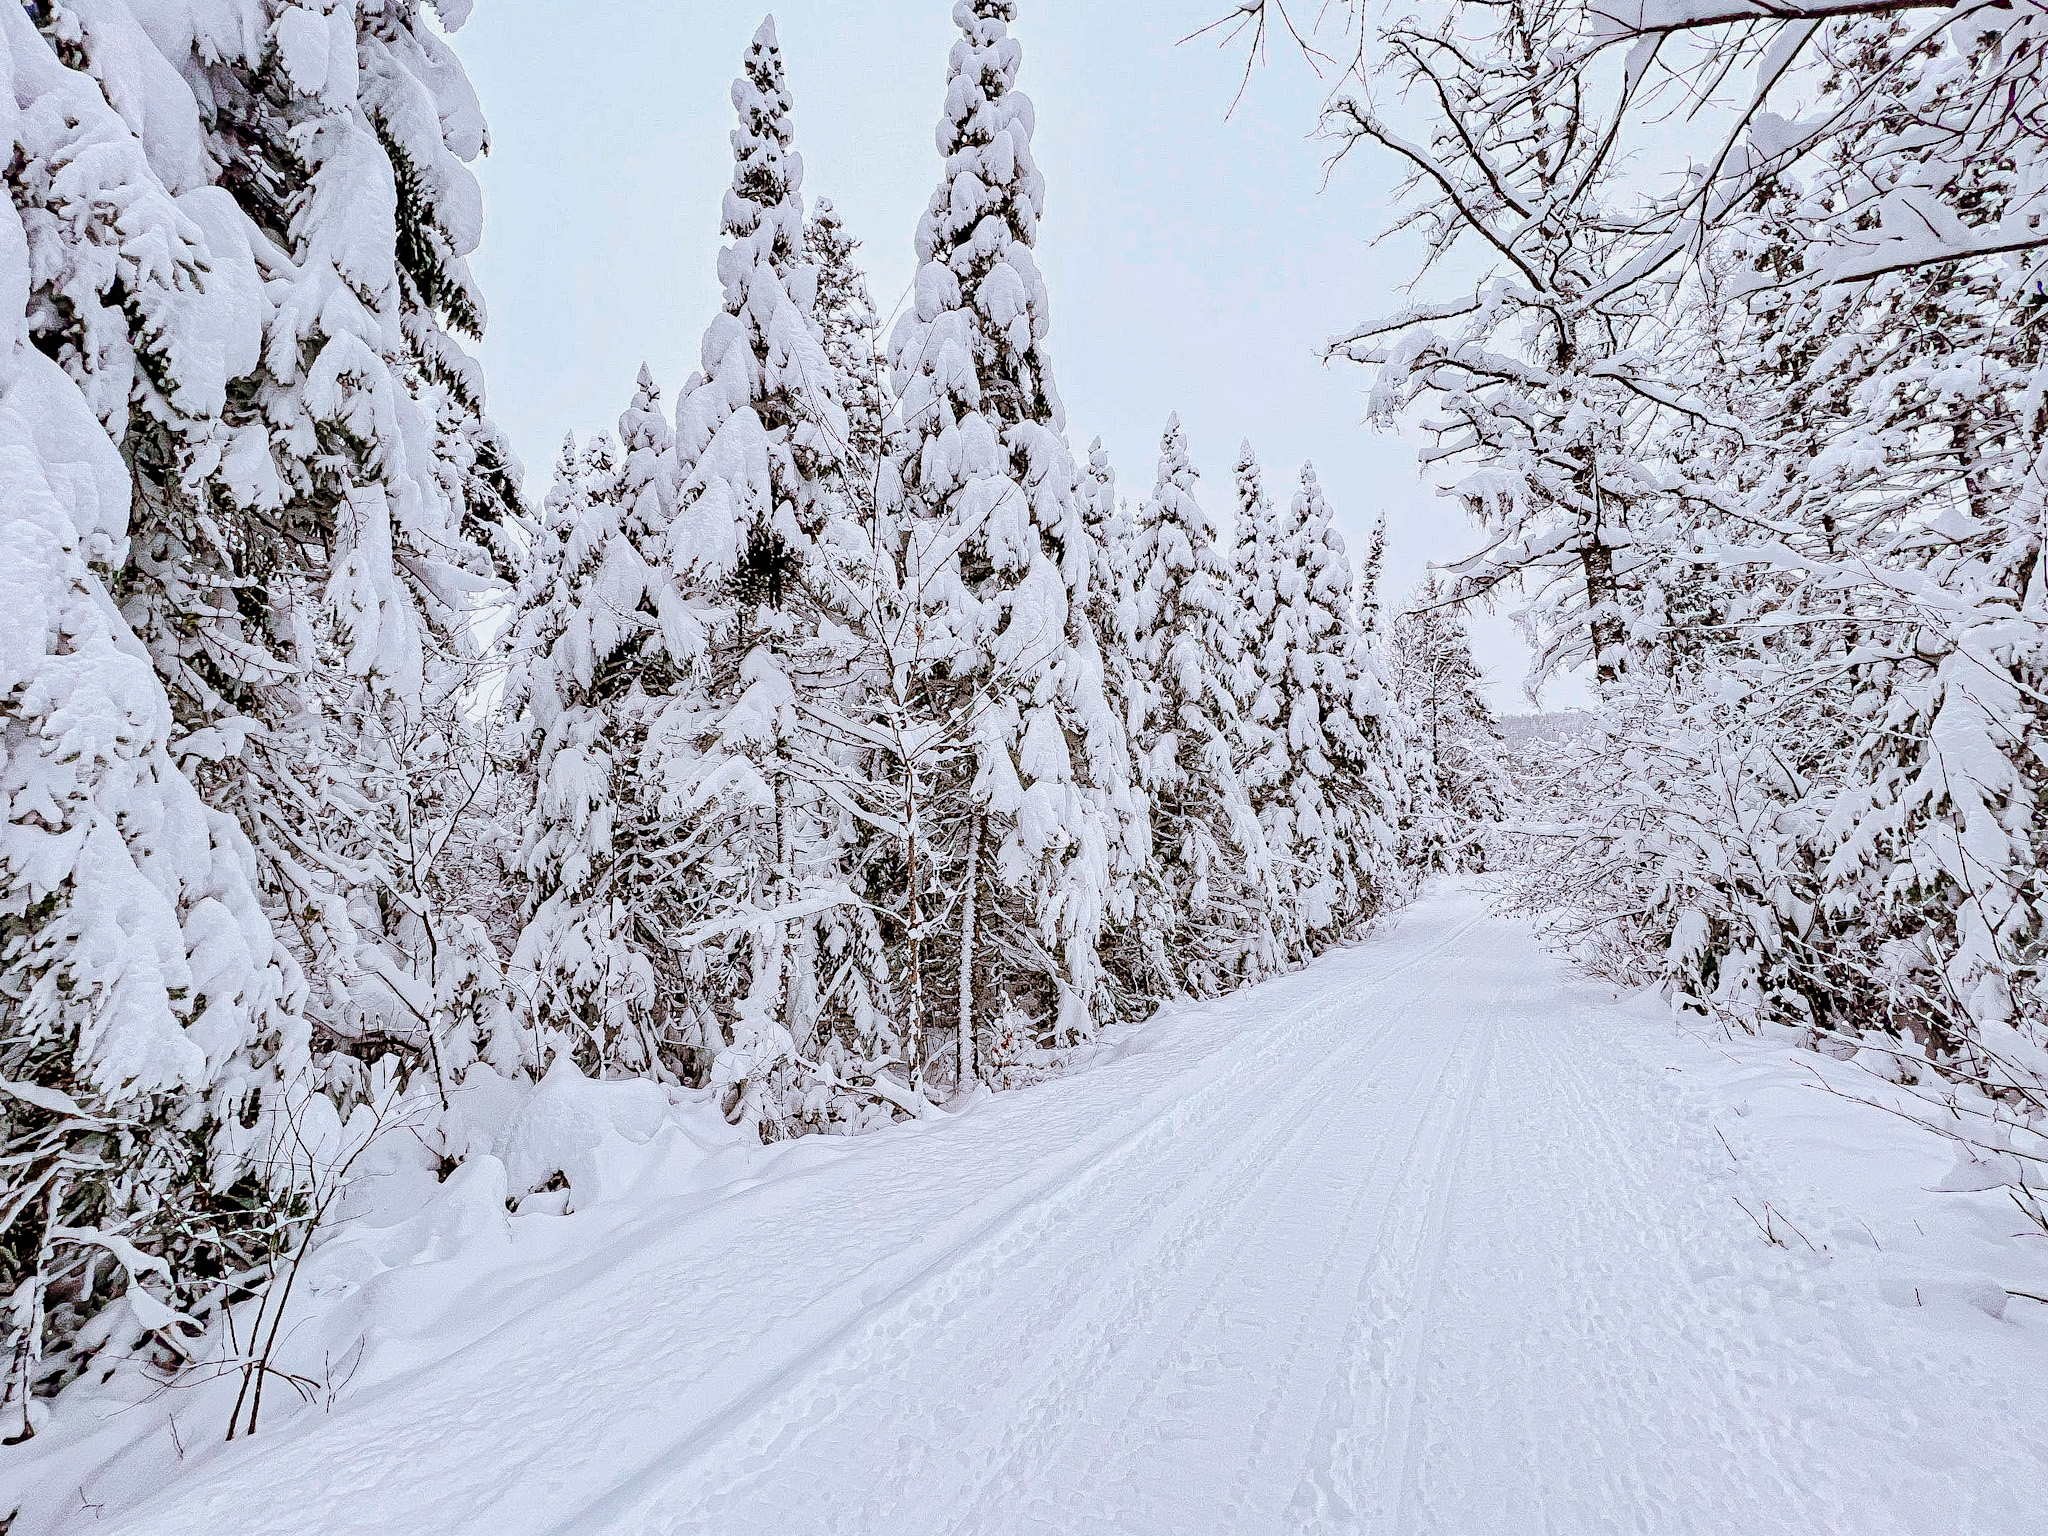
[454,0,1585,710]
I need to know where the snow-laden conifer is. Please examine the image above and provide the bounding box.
[1390,577,1506,873]
[1077,439,1159,1009]
[885,0,1136,1079]
[1128,418,1276,994]
[1248,466,1401,949]
[503,429,683,1078]
[1357,512,1388,637]
[24,0,526,1106]
[1230,443,1282,723]
[805,197,887,495]
[0,9,313,1425]
[651,19,873,1132]
[670,18,848,594]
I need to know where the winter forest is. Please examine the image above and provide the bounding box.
[2,0,2045,1529]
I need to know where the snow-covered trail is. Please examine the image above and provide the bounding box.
[102,889,2046,1535]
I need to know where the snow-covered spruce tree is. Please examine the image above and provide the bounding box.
[1390,576,1506,873]
[0,8,317,1428]
[1244,465,1402,951]
[1229,448,1290,926]
[1228,441,1286,741]
[885,0,1136,1087]
[650,18,884,1134]
[1077,437,1159,1012]
[805,197,887,506]
[1356,511,1387,637]
[26,0,525,1105]
[501,427,679,1080]
[1128,417,1276,995]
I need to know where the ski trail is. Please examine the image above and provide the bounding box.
[923,970,1483,1536]
[94,889,2048,1536]
[576,908,1494,1536]
[1299,976,1500,1536]
[542,906,1494,1536]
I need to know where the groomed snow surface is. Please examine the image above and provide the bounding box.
[13,886,2048,1535]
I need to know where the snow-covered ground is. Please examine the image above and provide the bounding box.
[13,886,2047,1535]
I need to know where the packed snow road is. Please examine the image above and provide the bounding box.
[101,889,2047,1535]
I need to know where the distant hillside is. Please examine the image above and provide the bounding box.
[1497,711,1597,745]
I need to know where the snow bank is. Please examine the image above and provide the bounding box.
[0,1067,751,1536]
[1602,977,2048,1338]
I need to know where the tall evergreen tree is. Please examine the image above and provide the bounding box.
[884,0,1137,1080]
[29,0,525,1100]
[805,197,887,492]
[656,19,869,1132]
[1357,512,1388,637]
[0,8,310,1428]
[1249,466,1402,949]
[503,428,688,1079]
[1129,418,1276,994]
[1077,438,1158,1009]
[1390,576,1506,873]
[1230,442,1283,728]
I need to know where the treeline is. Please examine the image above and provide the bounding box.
[491,12,1406,1133]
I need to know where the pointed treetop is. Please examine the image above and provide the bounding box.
[1296,462,1342,542]
[723,17,803,254]
[618,366,673,509]
[620,365,669,443]
[670,19,847,585]
[1083,436,1117,527]
[807,196,875,319]
[892,0,1059,432]
[1158,414,1193,480]
[1359,510,1388,633]
[1235,440,1266,500]
[1140,415,1209,584]
[1234,442,1274,553]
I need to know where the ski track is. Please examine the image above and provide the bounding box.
[98,890,2048,1536]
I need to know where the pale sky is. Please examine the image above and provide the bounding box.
[454,0,1582,710]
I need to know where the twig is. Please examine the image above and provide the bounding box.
[1733,1196,1785,1246]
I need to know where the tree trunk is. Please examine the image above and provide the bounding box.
[903,752,925,1081]
[958,813,981,1088]
[3,1180,62,1443]
[1581,536,1625,687]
